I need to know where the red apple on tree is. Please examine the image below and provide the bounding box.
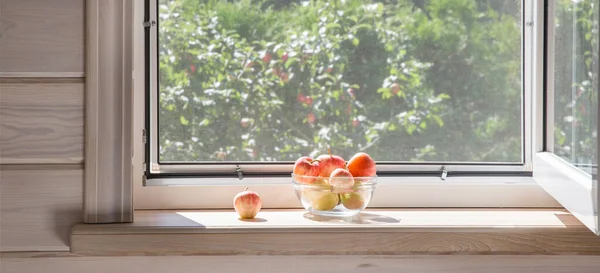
[304,96,313,106]
[307,112,316,124]
[233,188,262,219]
[262,52,272,63]
[391,83,400,95]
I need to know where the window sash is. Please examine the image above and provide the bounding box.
[144,0,532,178]
[531,0,599,235]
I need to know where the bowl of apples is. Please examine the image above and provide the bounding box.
[291,151,377,217]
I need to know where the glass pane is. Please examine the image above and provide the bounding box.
[553,0,599,174]
[157,0,522,163]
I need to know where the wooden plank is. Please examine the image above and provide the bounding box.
[83,0,134,223]
[0,168,83,251]
[2,255,600,273]
[0,0,85,73]
[0,72,85,78]
[0,83,84,164]
[0,77,84,84]
[71,209,600,255]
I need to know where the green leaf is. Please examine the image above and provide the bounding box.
[352,38,360,46]
[285,58,297,69]
[180,116,189,126]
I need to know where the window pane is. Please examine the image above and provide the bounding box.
[157,0,522,163]
[553,0,599,173]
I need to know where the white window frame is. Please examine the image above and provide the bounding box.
[131,0,559,209]
[124,0,599,235]
[531,0,599,234]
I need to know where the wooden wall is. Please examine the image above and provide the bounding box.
[1,1,599,272]
[0,0,85,251]
[2,254,600,273]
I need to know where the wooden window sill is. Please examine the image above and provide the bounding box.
[71,209,600,256]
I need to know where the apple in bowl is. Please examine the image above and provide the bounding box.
[291,151,377,217]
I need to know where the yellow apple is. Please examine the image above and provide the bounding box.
[341,193,365,210]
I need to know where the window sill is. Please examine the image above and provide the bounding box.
[70,209,600,256]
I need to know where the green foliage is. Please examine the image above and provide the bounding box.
[158,0,525,162]
[552,0,598,168]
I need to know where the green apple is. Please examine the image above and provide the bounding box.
[341,193,365,210]
[310,192,339,210]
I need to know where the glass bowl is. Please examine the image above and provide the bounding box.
[291,173,377,217]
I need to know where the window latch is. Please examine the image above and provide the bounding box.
[440,166,448,181]
[236,165,244,180]
[143,20,156,28]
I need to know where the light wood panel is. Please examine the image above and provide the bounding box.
[0,0,84,73]
[0,82,84,164]
[84,0,134,223]
[71,209,600,255]
[0,168,84,251]
[2,254,600,273]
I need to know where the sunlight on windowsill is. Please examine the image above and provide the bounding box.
[173,209,572,229]
[71,209,600,256]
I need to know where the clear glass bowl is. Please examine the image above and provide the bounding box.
[291,173,377,217]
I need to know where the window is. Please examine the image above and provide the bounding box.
[533,0,599,233]
[148,0,527,177]
[138,0,600,234]
[551,0,597,173]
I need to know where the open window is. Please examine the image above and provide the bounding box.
[533,0,599,234]
[138,0,600,234]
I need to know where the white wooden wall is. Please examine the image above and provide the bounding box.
[0,0,85,252]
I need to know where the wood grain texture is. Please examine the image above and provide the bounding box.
[84,0,134,223]
[71,209,600,256]
[0,168,84,251]
[0,0,84,73]
[2,255,600,273]
[0,83,84,164]
[0,72,85,78]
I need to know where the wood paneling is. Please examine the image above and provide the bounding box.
[71,209,600,256]
[1,254,600,273]
[0,168,84,251]
[0,82,84,164]
[0,0,85,73]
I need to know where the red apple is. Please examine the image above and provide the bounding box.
[329,168,355,190]
[297,93,307,103]
[316,150,346,177]
[282,52,289,62]
[307,112,316,124]
[293,156,321,183]
[304,96,313,106]
[347,152,376,178]
[391,83,400,95]
[280,72,289,83]
[262,52,272,63]
[233,188,262,219]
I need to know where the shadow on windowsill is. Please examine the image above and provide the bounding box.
[303,212,400,224]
